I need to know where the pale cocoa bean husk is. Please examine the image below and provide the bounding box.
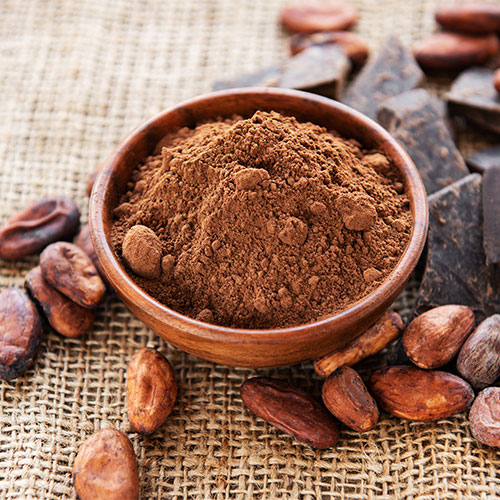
[40,242,106,308]
[0,288,43,380]
[322,366,379,432]
[314,311,403,378]
[73,428,139,500]
[127,347,177,435]
[457,314,500,389]
[469,387,500,447]
[369,365,474,421]
[241,377,338,449]
[403,305,475,369]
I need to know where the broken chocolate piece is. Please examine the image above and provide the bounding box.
[447,68,500,135]
[414,174,500,322]
[212,65,281,91]
[467,145,500,174]
[342,35,424,120]
[378,89,469,194]
[483,165,500,265]
[277,44,350,99]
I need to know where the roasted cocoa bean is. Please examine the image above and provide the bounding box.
[414,32,499,72]
[457,315,500,389]
[280,2,358,34]
[127,348,177,435]
[289,31,369,67]
[0,197,80,260]
[240,377,338,448]
[314,311,403,378]
[73,428,139,500]
[40,242,105,308]
[494,68,500,93]
[322,366,379,432]
[369,365,474,421]
[25,266,95,338]
[0,288,43,380]
[469,387,500,447]
[435,4,500,35]
[403,305,475,369]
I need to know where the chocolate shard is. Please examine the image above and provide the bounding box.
[342,35,424,120]
[212,64,281,91]
[277,44,351,99]
[467,145,500,174]
[378,89,469,194]
[414,174,500,322]
[447,68,500,135]
[483,165,500,265]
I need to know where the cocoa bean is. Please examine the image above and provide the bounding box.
[289,31,369,67]
[314,311,403,378]
[322,366,379,432]
[414,32,499,72]
[403,305,475,369]
[240,377,338,448]
[25,266,95,338]
[127,347,177,435]
[73,428,139,500]
[457,315,500,389]
[0,197,80,260]
[469,387,500,447]
[40,242,106,308]
[369,365,474,421]
[494,69,500,93]
[0,288,43,380]
[435,4,500,35]
[280,2,358,34]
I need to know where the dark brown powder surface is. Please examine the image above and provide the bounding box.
[111,111,411,328]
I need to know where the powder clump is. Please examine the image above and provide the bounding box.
[111,110,411,328]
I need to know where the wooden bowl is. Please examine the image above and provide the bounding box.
[89,88,428,368]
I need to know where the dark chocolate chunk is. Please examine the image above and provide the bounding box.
[414,174,500,322]
[212,65,281,91]
[467,145,500,174]
[277,44,351,99]
[378,89,469,194]
[483,165,500,265]
[447,68,500,135]
[342,35,424,120]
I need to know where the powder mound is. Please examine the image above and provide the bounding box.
[111,111,412,328]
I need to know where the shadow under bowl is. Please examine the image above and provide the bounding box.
[89,88,428,368]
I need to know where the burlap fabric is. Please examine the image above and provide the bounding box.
[1,0,500,498]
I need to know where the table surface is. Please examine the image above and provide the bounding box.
[1,0,499,499]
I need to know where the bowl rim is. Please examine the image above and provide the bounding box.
[90,87,428,344]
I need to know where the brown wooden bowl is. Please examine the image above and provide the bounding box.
[89,88,428,368]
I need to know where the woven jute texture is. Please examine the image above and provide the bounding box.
[1,0,500,498]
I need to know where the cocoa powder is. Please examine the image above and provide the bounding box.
[111,111,411,328]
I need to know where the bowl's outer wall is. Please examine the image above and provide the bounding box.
[90,88,428,368]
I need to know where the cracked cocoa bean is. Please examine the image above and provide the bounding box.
[322,366,379,432]
[127,348,177,435]
[0,197,80,260]
[369,365,474,421]
[457,315,500,389]
[0,288,43,380]
[240,376,338,448]
[40,242,105,308]
[73,428,139,500]
[25,266,95,338]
